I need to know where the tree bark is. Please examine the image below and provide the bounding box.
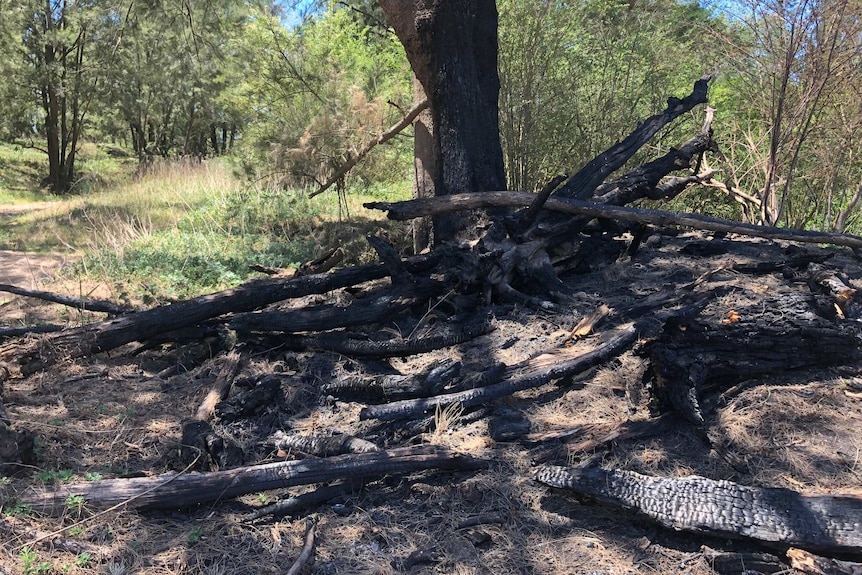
[379,0,507,245]
[535,465,862,554]
[17,445,487,513]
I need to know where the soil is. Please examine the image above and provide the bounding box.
[1,229,862,575]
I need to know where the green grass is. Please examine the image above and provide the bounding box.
[79,173,413,298]
[0,143,50,203]
[1,140,412,299]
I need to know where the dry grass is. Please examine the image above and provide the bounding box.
[3,233,862,574]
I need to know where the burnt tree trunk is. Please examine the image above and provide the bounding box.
[380,0,507,247]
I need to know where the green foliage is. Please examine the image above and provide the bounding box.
[187,526,204,546]
[18,547,52,575]
[38,468,74,485]
[2,500,34,517]
[498,0,724,192]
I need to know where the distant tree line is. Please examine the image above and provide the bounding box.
[0,0,858,234]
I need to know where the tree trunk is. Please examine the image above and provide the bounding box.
[379,0,507,246]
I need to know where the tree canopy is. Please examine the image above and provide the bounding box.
[0,0,858,235]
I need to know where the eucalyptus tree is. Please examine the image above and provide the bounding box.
[0,0,125,193]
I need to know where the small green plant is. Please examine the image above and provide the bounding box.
[75,552,92,567]
[84,471,102,482]
[66,494,86,518]
[67,526,84,536]
[3,500,33,517]
[38,469,74,485]
[19,546,52,574]
[187,526,204,546]
[257,493,268,505]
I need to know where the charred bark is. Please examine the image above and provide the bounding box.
[277,320,493,358]
[535,465,862,553]
[647,293,862,424]
[1,254,439,374]
[16,445,487,513]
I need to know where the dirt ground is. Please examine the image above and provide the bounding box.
[1,229,862,575]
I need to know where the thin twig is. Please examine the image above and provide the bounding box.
[286,518,317,575]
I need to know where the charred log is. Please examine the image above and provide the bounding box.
[1,255,440,374]
[534,465,862,553]
[277,320,493,358]
[321,360,460,401]
[647,293,862,424]
[17,445,487,513]
[270,430,380,456]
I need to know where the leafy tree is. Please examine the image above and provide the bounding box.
[0,1,124,193]
[711,0,862,228]
[234,2,412,194]
[497,0,725,193]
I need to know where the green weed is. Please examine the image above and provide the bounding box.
[19,546,52,575]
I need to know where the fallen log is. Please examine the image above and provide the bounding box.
[14,445,487,513]
[647,293,862,424]
[270,430,380,456]
[0,283,134,315]
[366,191,862,250]
[230,280,445,334]
[321,360,460,401]
[277,320,493,358]
[359,323,639,421]
[534,465,862,554]
[0,254,439,374]
[246,479,365,521]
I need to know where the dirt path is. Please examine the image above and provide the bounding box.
[0,249,70,288]
[0,203,69,288]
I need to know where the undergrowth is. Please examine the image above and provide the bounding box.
[2,142,412,299]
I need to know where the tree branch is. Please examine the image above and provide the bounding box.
[308,99,429,198]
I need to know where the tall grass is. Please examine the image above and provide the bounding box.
[2,144,412,299]
[83,163,412,299]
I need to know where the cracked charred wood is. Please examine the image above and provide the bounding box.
[360,323,639,421]
[277,319,494,358]
[229,279,445,334]
[534,465,862,553]
[270,430,380,456]
[1,256,439,375]
[17,445,488,513]
[321,360,461,401]
[647,294,862,424]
